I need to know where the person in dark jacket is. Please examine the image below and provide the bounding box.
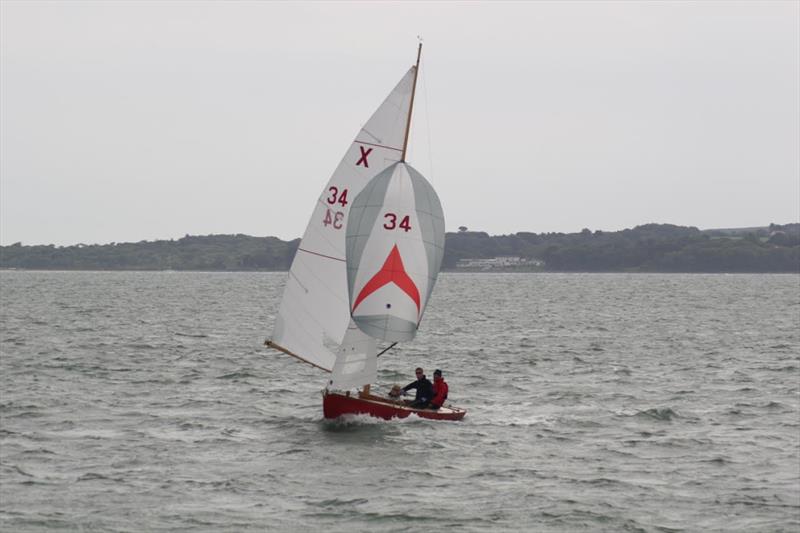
[402,367,433,408]
[429,369,449,410]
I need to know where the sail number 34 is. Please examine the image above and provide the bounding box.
[322,187,411,233]
[323,187,348,229]
[384,213,411,232]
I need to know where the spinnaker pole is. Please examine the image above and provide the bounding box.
[376,342,398,358]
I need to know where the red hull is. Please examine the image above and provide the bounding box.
[322,390,466,421]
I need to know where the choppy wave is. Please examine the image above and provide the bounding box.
[1,271,798,532]
[634,407,680,421]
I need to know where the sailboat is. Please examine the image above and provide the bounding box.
[265,45,465,421]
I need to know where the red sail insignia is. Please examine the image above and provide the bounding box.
[352,245,420,314]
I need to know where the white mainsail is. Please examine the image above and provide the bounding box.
[270,68,417,372]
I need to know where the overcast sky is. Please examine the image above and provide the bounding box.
[1,1,798,246]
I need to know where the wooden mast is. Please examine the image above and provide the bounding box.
[400,43,422,162]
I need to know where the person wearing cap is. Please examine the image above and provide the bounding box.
[402,367,433,408]
[429,369,449,410]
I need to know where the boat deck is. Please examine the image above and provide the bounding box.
[323,390,466,421]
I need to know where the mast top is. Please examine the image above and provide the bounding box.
[401,43,422,162]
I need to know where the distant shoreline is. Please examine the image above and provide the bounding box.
[2,223,798,273]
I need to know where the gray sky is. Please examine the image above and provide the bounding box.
[1,1,798,246]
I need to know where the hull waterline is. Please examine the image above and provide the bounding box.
[322,390,466,421]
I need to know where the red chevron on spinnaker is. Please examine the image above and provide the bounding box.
[352,245,420,314]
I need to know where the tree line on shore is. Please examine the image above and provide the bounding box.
[1,223,798,273]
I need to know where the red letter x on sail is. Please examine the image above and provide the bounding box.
[352,245,420,314]
[356,146,372,167]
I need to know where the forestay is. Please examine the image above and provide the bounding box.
[345,162,445,342]
[270,68,417,372]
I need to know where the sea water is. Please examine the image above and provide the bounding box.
[1,271,798,532]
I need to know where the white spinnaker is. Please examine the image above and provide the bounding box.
[270,68,416,371]
[346,163,445,342]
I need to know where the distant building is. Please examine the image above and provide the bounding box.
[455,256,544,270]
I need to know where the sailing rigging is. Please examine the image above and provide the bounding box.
[266,44,465,421]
